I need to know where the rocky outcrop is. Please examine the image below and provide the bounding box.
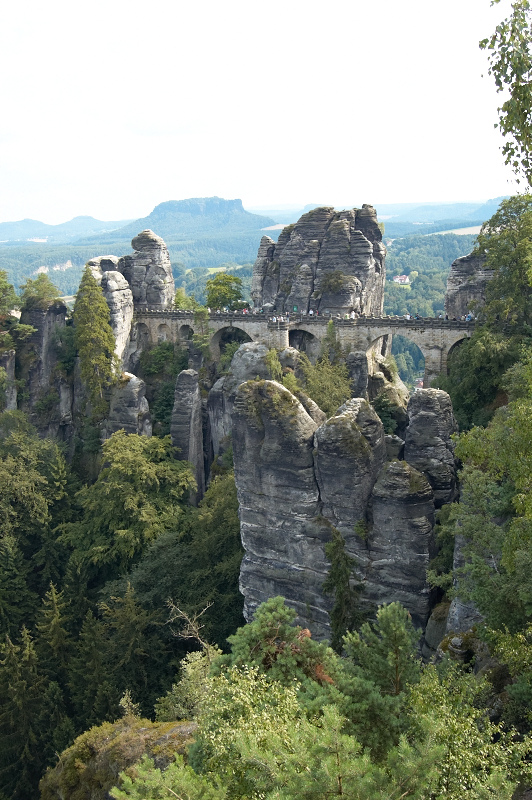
[118,230,175,310]
[171,369,205,503]
[232,380,458,638]
[314,399,386,535]
[208,342,275,457]
[444,252,494,319]
[17,301,74,440]
[100,271,134,367]
[0,349,17,410]
[251,206,386,316]
[233,379,333,639]
[404,389,458,507]
[367,461,436,629]
[104,373,151,438]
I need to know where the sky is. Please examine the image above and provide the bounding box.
[0,0,521,224]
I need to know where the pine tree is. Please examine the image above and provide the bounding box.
[0,536,37,639]
[35,583,72,685]
[73,266,118,419]
[0,628,46,800]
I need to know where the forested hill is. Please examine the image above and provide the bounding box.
[0,198,276,292]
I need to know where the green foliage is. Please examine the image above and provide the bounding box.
[111,754,227,800]
[408,663,530,799]
[480,0,532,186]
[61,431,195,575]
[138,341,188,436]
[384,233,477,317]
[344,603,421,698]
[0,270,18,325]
[218,340,241,371]
[155,648,220,722]
[51,323,77,377]
[205,272,243,310]
[73,266,118,419]
[372,393,399,434]
[192,306,214,359]
[323,525,362,651]
[115,471,244,649]
[40,717,195,800]
[265,348,283,381]
[173,286,200,310]
[320,269,345,294]
[299,353,351,417]
[19,273,60,312]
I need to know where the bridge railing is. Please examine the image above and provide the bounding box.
[133,307,475,331]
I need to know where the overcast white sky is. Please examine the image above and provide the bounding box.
[0,0,520,224]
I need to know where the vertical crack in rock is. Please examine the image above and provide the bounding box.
[171,369,205,504]
[232,379,333,639]
[367,460,436,630]
[404,388,459,508]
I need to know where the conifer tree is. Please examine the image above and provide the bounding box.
[35,583,72,685]
[0,535,37,639]
[73,266,118,419]
[0,628,46,800]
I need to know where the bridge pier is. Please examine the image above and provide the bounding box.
[267,320,289,350]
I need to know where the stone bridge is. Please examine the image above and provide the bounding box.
[133,309,474,386]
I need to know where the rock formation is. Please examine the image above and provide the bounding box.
[0,349,17,410]
[100,270,134,367]
[104,373,151,438]
[16,301,74,440]
[232,379,333,639]
[404,389,458,507]
[444,252,494,319]
[118,230,175,310]
[232,383,456,639]
[171,369,205,503]
[251,205,386,316]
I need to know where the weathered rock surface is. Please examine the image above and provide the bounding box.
[232,378,460,639]
[171,369,205,503]
[207,342,274,457]
[445,534,484,634]
[346,350,369,399]
[17,302,74,440]
[251,205,386,316]
[0,349,17,410]
[314,399,386,535]
[100,271,134,366]
[233,379,333,639]
[118,230,175,310]
[104,373,152,438]
[366,460,436,629]
[444,252,494,319]
[404,389,458,507]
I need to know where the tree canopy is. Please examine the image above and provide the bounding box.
[205,272,243,310]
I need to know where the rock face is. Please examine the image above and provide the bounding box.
[251,205,386,316]
[100,271,134,366]
[232,381,455,639]
[233,379,333,639]
[444,252,494,318]
[171,370,205,503]
[118,230,175,310]
[207,342,273,457]
[404,389,458,507]
[0,349,17,410]
[17,302,74,440]
[367,461,436,629]
[104,373,152,438]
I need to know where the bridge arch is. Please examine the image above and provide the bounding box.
[179,324,194,342]
[157,323,171,342]
[289,328,321,361]
[210,325,254,360]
